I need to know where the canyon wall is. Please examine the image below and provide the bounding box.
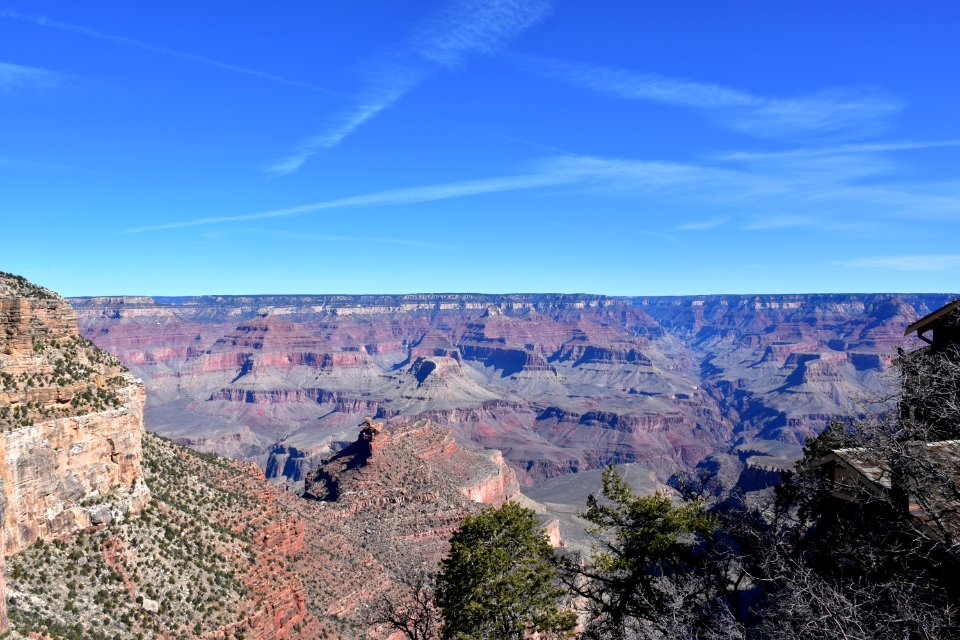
[69,292,956,486]
[0,476,6,634]
[0,273,148,553]
[0,379,148,552]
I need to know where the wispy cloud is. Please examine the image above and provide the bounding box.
[3,6,563,173]
[743,214,814,230]
[121,149,960,235]
[263,74,420,175]
[521,55,903,140]
[676,217,728,231]
[202,228,454,250]
[128,155,756,234]
[834,254,960,271]
[547,154,960,223]
[0,61,64,91]
[0,8,352,100]
[413,0,554,69]
[265,0,554,176]
[119,170,571,234]
[716,139,960,162]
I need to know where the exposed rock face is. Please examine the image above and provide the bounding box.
[0,272,148,553]
[0,381,149,552]
[6,433,326,638]
[0,476,7,634]
[460,450,523,504]
[296,418,558,630]
[69,292,955,485]
[5,412,551,638]
[216,459,323,639]
[303,418,523,509]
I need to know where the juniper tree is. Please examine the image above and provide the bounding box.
[435,502,575,640]
[560,467,722,640]
[366,563,441,640]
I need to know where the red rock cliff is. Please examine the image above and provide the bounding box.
[303,418,524,509]
[0,273,148,554]
[0,476,7,634]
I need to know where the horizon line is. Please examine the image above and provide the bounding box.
[64,290,960,300]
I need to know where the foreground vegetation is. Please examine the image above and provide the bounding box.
[6,323,958,639]
[379,343,960,639]
[7,435,254,639]
[0,332,127,431]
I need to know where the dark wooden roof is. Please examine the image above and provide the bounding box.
[821,441,960,538]
[904,299,960,337]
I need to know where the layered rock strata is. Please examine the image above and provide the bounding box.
[69,292,955,487]
[0,272,148,553]
[6,417,552,636]
[297,418,558,632]
[0,477,6,634]
[303,417,525,510]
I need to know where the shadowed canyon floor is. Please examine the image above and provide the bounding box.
[71,293,954,487]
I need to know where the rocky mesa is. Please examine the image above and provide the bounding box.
[303,417,526,512]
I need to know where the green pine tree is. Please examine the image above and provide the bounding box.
[435,501,576,640]
[572,467,716,639]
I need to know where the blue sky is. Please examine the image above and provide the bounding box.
[2,1,959,296]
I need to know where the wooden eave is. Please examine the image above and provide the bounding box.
[904,299,960,337]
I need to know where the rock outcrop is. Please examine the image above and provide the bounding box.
[6,433,327,638]
[296,418,558,631]
[303,417,524,509]
[3,409,550,637]
[0,477,7,634]
[0,272,148,553]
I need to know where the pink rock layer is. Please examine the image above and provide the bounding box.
[68,292,954,487]
[0,380,148,552]
[0,273,151,634]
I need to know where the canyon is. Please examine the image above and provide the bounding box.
[38,241,946,631]
[4,273,958,638]
[6,409,540,638]
[70,292,955,489]
[0,272,555,638]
